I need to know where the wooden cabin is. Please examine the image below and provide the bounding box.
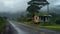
[39,15,52,23]
[33,15,52,23]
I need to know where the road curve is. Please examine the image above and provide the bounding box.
[8,21,60,34]
[9,21,28,34]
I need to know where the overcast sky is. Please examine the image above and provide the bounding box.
[0,0,60,13]
[0,0,30,13]
[40,0,60,13]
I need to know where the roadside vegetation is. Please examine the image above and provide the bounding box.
[40,25,60,31]
[0,16,7,33]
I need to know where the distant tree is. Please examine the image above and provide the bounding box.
[55,18,60,24]
[49,13,60,24]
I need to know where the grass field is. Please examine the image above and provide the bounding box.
[40,25,60,31]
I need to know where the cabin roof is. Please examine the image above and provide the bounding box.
[39,15,52,17]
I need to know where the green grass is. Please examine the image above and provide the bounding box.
[40,25,60,31]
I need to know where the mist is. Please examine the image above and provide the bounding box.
[0,0,60,13]
[0,0,30,13]
[40,0,60,14]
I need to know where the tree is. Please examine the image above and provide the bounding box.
[27,5,40,14]
[27,0,49,17]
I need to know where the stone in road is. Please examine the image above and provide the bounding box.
[8,21,60,34]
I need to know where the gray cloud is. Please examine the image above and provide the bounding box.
[0,0,30,13]
[0,0,60,13]
[40,0,60,13]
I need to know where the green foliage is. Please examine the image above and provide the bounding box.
[27,0,49,20]
[35,12,43,16]
[0,16,7,32]
[50,13,60,24]
[27,5,40,14]
[55,17,60,24]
